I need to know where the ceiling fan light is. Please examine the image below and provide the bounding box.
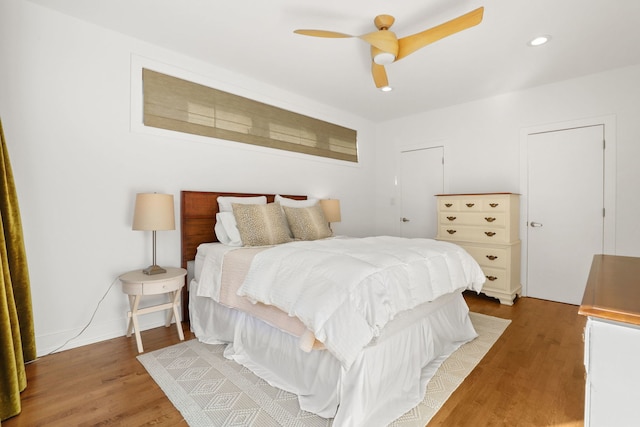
[528,35,551,47]
[380,86,393,92]
[373,52,396,65]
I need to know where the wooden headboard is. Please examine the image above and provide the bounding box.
[180,191,307,320]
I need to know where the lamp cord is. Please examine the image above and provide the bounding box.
[39,277,119,358]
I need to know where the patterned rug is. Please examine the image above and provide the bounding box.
[138,312,510,426]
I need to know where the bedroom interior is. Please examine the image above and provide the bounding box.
[2,0,640,425]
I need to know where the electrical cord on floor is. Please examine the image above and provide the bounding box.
[41,277,120,357]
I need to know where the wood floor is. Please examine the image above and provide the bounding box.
[4,292,586,427]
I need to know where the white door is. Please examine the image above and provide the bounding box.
[527,125,604,305]
[399,146,444,238]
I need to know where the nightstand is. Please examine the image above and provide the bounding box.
[118,267,187,353]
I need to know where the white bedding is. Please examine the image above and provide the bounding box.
[189,235,485,426]
[237,235,485,368]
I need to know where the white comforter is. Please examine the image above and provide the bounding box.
[237,236,485,368]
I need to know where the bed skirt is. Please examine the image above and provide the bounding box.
[189,280,477,426]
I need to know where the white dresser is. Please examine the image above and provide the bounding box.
[579,255,640,427]
[435,193,521,305]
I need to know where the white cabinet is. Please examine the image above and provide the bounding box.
[579,255,640,427]
[583,318,640,427]
[436,193,521,305]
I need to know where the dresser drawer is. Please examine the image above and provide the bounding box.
[439,198,485,212]
[438,225,509,243]
[481,267,508,292]
[460,245,508,269]
[482,197,509,212]
[439,212,506,227]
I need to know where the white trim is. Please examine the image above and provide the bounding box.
[518,115,617,296]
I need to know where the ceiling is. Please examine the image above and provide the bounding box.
[27,0,640,121]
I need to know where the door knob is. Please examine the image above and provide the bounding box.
[401,217,410,223]
[530,221,543,227]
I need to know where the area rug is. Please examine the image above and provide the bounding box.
[138,312,510,426]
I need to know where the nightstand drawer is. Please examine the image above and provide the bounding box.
[121,278,183,295]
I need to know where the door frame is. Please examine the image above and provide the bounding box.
[395,141,447,236]
[519,115,617,297]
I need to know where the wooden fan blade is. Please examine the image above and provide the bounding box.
[294,29,354,38]
[396,6,484,61]
[359,30,399,56]
[371,63,389,88]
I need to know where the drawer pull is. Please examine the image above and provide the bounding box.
[446,229,457,235]
[446,216,457,221]
[486,255,498,261]
[445,203,453,207]
[484,231,496,237]
[489,203,499,208]
[486,275,498,281]
[484,217,496,222]
[466,203,475,208]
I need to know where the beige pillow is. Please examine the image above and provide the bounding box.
[283,203,333,241]
[232,202,292,246]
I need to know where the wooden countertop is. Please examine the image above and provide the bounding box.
[579,254,640,325]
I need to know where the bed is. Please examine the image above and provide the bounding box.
[180,190,486,426]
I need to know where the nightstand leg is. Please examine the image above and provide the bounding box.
[169,290,184,341]
[126,295,136,337]
[165,292,175,327]
[127,295,144,353]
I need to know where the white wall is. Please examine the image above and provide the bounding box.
[375,64,640,255]
[0,0,378,355]
[4,0,640,356]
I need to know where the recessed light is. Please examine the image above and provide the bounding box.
[528,35,551,47]
[380,86,393,92]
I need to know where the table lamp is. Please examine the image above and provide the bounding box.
[320,199,341,231]
[132,193,175,275]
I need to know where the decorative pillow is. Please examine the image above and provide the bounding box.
[217,195,266,212]
[275,194,319,208]
[232,202,292,246]
[283,203,333,241]
[214,212,243,246]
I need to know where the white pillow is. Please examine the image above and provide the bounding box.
[275,194,318,208]
[214,212,243,246]
[217,195,267,212]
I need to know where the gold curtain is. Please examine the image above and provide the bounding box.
[0,119,36,421]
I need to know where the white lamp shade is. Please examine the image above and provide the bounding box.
[320,199,341,223]
[132,193,175,231]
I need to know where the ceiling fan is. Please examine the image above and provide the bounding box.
[294,7,484,89]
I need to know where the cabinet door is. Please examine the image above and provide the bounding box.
[585,319,640,426]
